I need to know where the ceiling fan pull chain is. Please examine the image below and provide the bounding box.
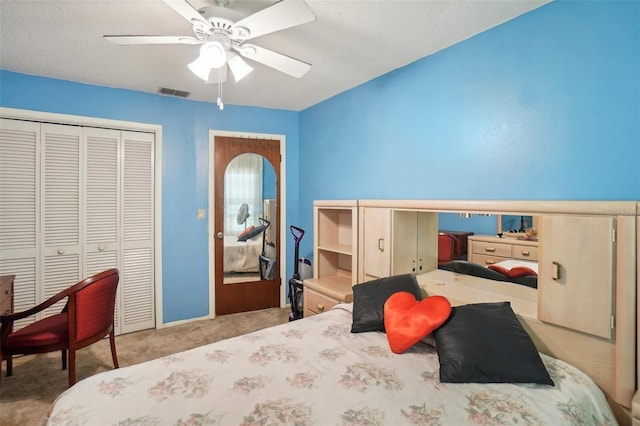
[217,68,224,110]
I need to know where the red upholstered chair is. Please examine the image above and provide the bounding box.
[438,233,457,266]
[0,268,120,386]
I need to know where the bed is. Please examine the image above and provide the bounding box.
[439,259,538,289]
[223,235,262,273]
[44,302,616,425]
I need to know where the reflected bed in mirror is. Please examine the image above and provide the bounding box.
[223,202,277,283]
[438,259,538,288]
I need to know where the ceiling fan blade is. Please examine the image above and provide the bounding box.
[161,0,211,28]
[104,35,202,45]
[235,44,311,78]
[206,65,228,84]
[230,0,315,41]
[227,54,254,82]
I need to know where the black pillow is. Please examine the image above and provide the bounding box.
[509,275,538,289]
[237,225,265,242]
[351,273,422,333]
[439,260,511,282]
[433,302,554,385]
[439,260,538,289]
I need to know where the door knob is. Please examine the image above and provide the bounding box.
[216,232,224,239]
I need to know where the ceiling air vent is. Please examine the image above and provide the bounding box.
[158,87,190,98]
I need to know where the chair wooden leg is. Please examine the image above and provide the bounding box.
[68,349,76,386]
[109,330,119,369]
[6,355,12,377]
[61,349,67,370]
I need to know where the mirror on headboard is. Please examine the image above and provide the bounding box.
[437,212,540,289]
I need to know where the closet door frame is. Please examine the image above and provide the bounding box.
[0,107,164,328]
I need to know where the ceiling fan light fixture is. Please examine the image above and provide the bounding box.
[188,41,227,81]
[188,55,213,81]
[202,41,227,69]
[228,54,253,82]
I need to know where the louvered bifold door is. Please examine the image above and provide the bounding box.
[84,128,121,333]
[0,119,40,330]
[120,131,155,334]
[40,123,83,318]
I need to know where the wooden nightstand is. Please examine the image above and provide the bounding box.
[303,277,353,317]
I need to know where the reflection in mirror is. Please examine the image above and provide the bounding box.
[499,215,532,233]
[223,153,277,284]
[437,213,496,262]
[496,214,539,237]
[437,212,539,289]
[438,212,496,235]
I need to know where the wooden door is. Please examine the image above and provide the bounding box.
[214,136,280,315]
[362,208,391,279]
[538,215,615,339]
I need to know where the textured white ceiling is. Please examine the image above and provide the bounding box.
[0,0,550,111]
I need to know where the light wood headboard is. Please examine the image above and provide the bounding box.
[358,200,638,425]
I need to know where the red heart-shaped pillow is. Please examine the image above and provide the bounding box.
[384,292,452,354]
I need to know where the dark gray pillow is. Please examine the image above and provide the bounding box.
[351,273,422,333]
[439,260,537,289]
[433,302,554,385]
[439,260,510,282]
[237,225,265,242]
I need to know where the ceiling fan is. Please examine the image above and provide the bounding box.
[104,0,315,86]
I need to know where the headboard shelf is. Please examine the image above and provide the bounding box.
[358,199,638,216]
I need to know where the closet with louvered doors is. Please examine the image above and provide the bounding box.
[0,118,155,335]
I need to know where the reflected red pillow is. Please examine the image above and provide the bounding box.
[237,226,255,240]
[488,264,537,278]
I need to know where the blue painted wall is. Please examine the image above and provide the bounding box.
[263,158,277,200]
[1,0,638,322]
[0,72,300,323]
[297,0,640,259]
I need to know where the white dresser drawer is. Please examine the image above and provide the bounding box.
[512,244,538,261]
[472,241,512,258]
[471,253,510,266]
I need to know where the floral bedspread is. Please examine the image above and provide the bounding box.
[45,304,616,425]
